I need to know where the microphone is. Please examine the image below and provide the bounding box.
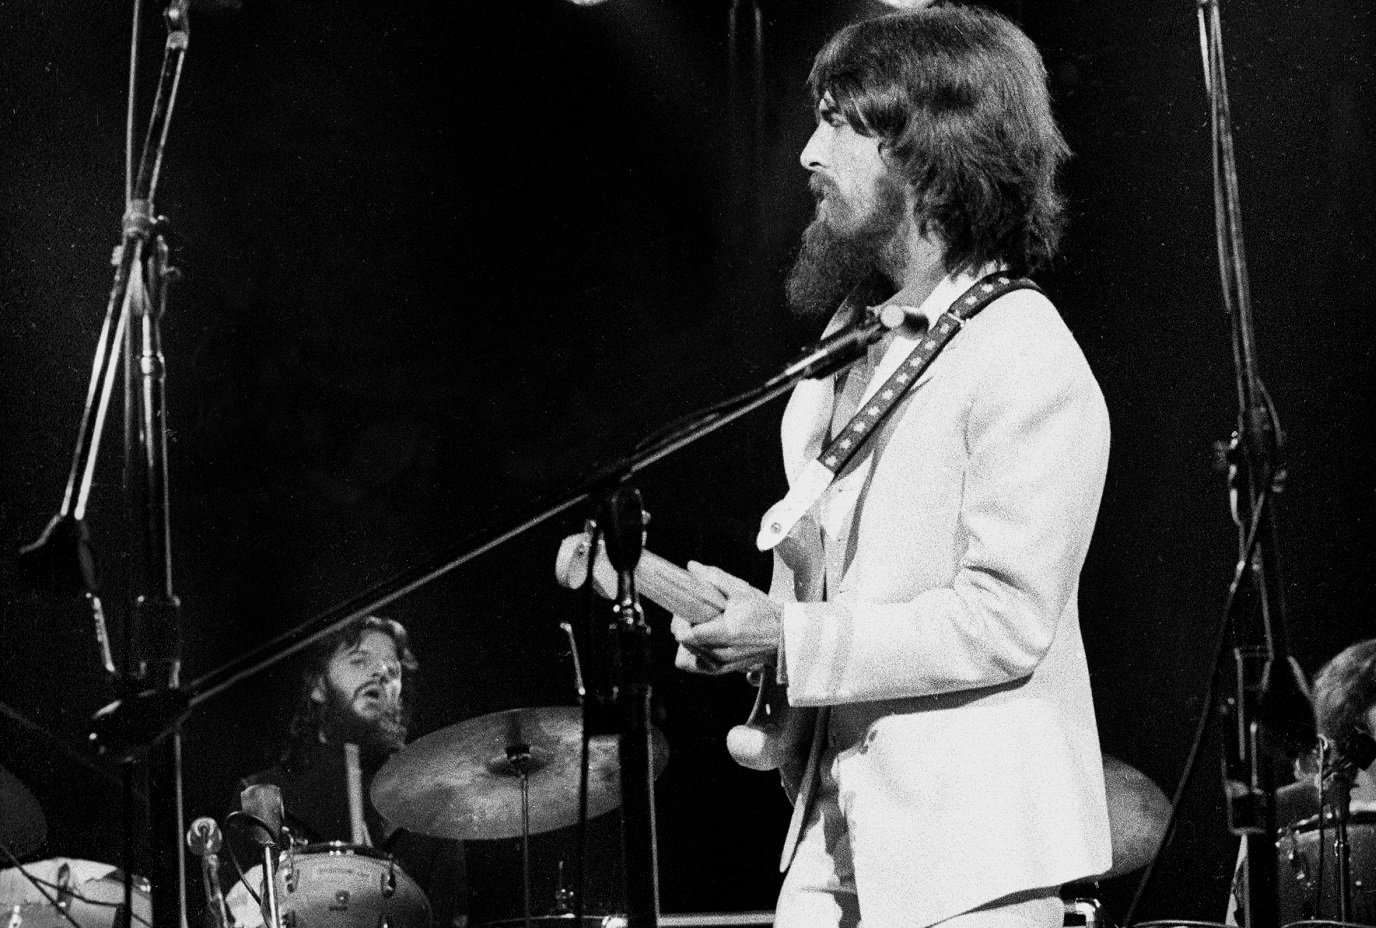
[239,784,285,928]
[782,304,929,382]
[186,816,223,855]
[876,304,932,334]
[186,817,232,928]
[602,486,645,576]
[1329,730,1376,774]
[239,784,284,848]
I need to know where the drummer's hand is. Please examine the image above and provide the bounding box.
[672,561,781,675]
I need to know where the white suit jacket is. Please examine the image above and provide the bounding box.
[768,268,1113,926]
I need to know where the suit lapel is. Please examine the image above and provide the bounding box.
[780,375,833,486]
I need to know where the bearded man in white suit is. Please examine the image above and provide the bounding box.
[673,6,1113,927]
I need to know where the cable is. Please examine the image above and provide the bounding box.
[222,811,272,908]
[1121,594,1229,923]
[16,875,154,928]
[1123,480,1275,924]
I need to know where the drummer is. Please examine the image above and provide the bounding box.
[229,615,469,928]
[1307,636,1376,808]
[1226,636,1376,920]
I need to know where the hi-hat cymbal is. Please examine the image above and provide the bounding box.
[371,707,669,841]
[1099,754,1171,880]
[0,764,46,857]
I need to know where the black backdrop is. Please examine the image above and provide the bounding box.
[1,0,1372,921]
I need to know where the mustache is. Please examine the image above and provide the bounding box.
[355,678,397,701]
[808,174,836,201]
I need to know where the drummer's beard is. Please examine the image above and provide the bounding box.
[319,689,408,761]
[786,170,909,321]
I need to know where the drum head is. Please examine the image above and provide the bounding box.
[226,843,430,928]
[0,859,151,928]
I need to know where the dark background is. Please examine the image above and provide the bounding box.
[1,0,1372,922]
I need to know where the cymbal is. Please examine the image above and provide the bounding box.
[1099,754,1171,880]
[0,764,46,857]
[371,707,669,841]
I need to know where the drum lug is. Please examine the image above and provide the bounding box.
[54,865,74,915]
[381,862,396,899]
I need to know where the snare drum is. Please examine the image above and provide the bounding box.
[0,859,151,928]
[1277,810,1376,924]
[226,842,430,928]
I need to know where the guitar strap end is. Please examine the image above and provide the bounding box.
[756,460,835,551]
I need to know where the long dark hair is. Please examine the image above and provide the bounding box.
[1313,638,1376,744]
[281,614,419,769]
[809,4,1070,276]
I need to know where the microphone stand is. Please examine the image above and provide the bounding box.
[89,302,902,905]
[601,486,659,927]
[19,4,193,928]
[1198,2,1316,926]
[1321,734,1375,920]
[1327,767,1354,921]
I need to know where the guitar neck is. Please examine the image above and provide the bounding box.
[604,549,727,624]
[555,530,727,624]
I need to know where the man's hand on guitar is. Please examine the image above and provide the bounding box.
[671,561,782,676]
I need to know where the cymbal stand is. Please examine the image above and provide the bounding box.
[1320,733,1375,920]
[502,743,535,928]
[1196,1,1316,926]
[1327,770,1354,921]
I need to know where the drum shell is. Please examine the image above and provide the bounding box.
[1277,809,1376,923]
[226,842,430,928]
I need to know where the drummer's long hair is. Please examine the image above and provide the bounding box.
[1314,637,1376,745]
[808,4,1070,277]
[280,615,420,770]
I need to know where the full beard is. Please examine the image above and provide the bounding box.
[321,691,408,761]
[785,176,908,321]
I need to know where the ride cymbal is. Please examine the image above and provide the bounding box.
[371,707,668,841]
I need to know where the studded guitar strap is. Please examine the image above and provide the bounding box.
[756,272,1041,551]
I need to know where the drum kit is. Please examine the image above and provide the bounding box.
[4,732,1371,928]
